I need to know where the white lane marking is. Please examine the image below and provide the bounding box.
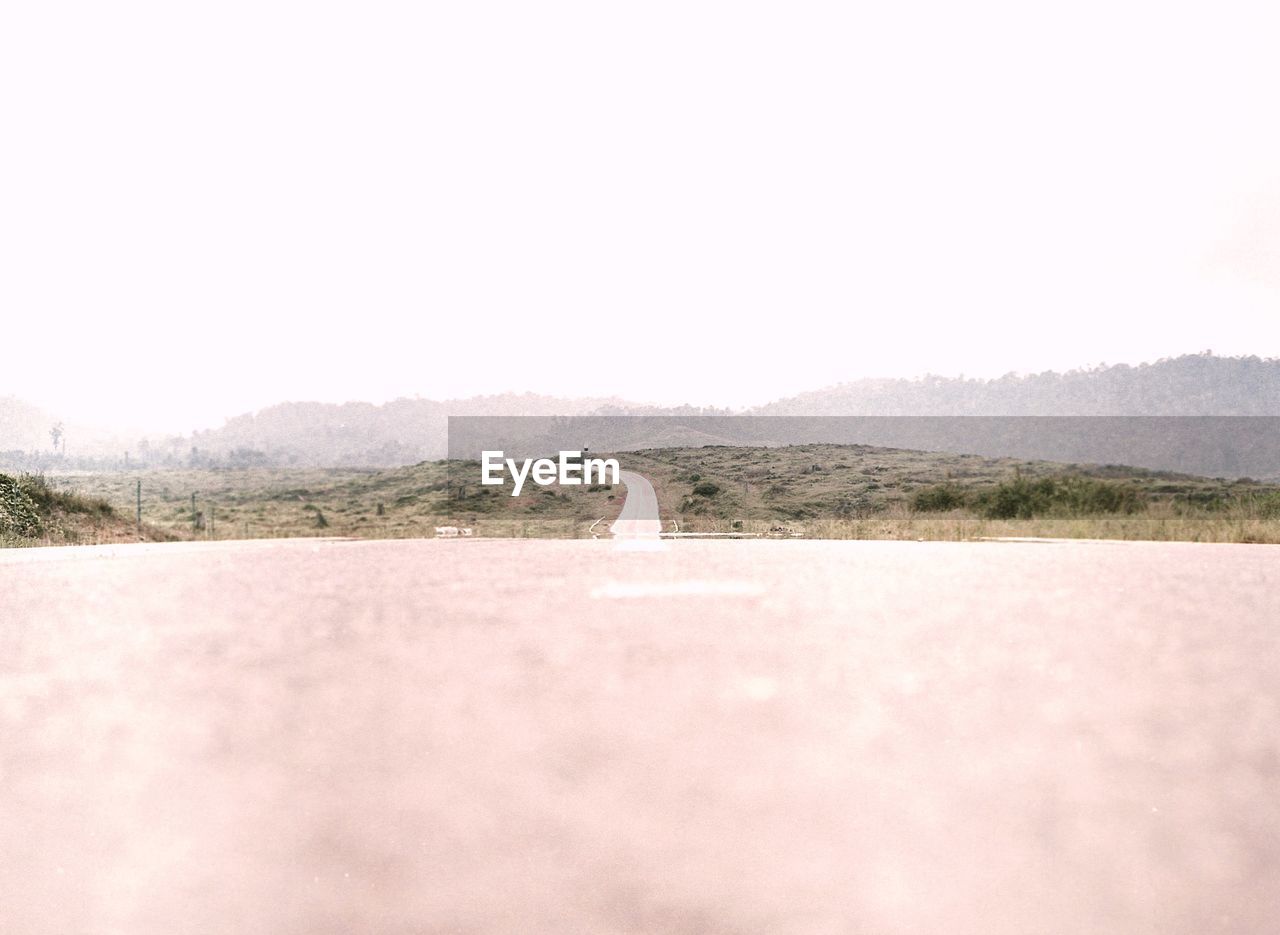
[742,676,779,701]
[612,537,668,552]
[590,580,766,599]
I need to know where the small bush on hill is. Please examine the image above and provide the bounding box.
[2,473,119,540]
[0,473,43,537]
[976,476,1145,519]
[1252,492,1280,519]
[911,485,967,512]
[1175,490,1231,512]
[17,473,113,518]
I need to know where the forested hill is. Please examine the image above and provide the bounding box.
[186,393,638,466]
[752,354,1280,416]
[7,354,1280,470]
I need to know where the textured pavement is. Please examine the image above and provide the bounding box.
[2,536,1278,934]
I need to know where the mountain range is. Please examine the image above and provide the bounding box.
[4,353,1280,470]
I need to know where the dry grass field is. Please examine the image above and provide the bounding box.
[0,472,176,548]
[620,444,1280,542]
[38,463,621,542]
[24,443,1280,545]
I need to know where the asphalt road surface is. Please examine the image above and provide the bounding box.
[609,470,663,538]
[2,536,1279,935]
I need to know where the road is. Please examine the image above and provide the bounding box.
[609,469,663,539]
[2,536,1279,934]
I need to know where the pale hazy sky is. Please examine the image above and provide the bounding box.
[3,1,1278,432]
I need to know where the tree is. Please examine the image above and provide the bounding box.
[49,422,64,453]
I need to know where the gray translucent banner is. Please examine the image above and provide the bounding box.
[449,415,1280,480]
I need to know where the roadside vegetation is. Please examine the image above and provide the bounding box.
[0,472,176,547]
[44,463,622,543]
[26,443,1280,545]
[613,445,1280,543]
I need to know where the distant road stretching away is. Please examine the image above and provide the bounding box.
[609,469,662,538]
[3,536,1279,933]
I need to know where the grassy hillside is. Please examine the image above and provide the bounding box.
[53,463,624,541]
[620,444,1280,542]
[45,443,1280,544]
[0,473,177,548]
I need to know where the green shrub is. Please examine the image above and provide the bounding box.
[1174,490,1231,512]
[1056,477,1146,515]
[1253,492,1280,519]
[911,484,967,512]
[0,473,43,537]
[976,476,1145,519]
[692,481,720,497]
[13,473,112,518]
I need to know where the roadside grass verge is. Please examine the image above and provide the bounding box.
[671,510,1280,544]
[1,472,177,547]
[32,444,1280,544]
